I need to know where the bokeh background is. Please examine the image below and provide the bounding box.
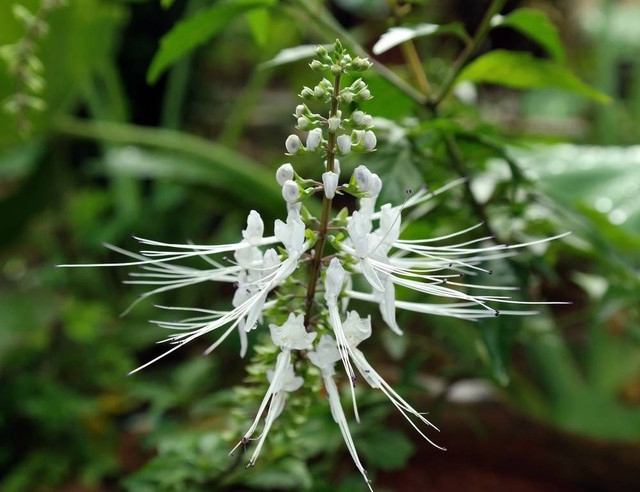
[1,0,639,491]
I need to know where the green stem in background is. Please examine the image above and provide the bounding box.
[304,72,341,331]
[429,0,507,107]
[386,0,431,95]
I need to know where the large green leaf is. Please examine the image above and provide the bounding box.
[147,0,274,83]
[372,22,470,55]
[457,50,610,103]
[492,8,566,62]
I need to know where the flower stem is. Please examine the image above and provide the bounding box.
[304,72,341,331]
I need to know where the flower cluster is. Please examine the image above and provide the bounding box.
[61,40,568,489]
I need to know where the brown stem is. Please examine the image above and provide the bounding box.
[303,73,341,331]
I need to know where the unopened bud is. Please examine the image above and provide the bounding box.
[362,114,373,127]
[337,135,351,155]
[324,257,346,302]
[295,104,305,117]
[282,180,300,204]
[285,134,302,154]
[369,173,382,196]
[363,130,377,151]
[357,89,371,101]
[354,165,373,191]
[297,117,310,129]
[306,128,323,152]
[322,171,339,199]
[352,110,365,126]
[328,117,340,133]
[331,64,342,75]
[309,60,325,71]
[314,86,325,98]
[341,91,354,104]
[276,163,295,186]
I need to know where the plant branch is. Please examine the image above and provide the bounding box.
[429,0,507,107]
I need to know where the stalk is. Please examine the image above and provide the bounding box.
[304,72,341,331]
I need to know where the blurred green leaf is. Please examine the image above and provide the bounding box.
[147,0,274,83]
[458,50,611,103]
[240,458,313,489]
[161,0,176,9]
[372,22,470,55]
[246,8,270,47]
[492,8,566,63]
[54,117,287,217]
[358,428,415,470]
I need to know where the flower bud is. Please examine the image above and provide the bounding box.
[340,90,353,104]
[352,56,372,71]
[352,110,365,126]
[322,171,339,199]
[354,165,373,191]
[327,116,340,133]
[306,128,323,152]
[314,85,325,98]
[330,64,342,75]
[297,116,310,129]
[276,163,294,186]
[324,257,346,302]
[316,45,330,62]
[309,59,325,71]
[340,54,352,67]
[362,114,373,127]
[369,173,382,196]
[285,134,302,154]
[337,134,351,155]
[282,180,300,204]
[357,89,371,101]
[363,130,377,151]
[300,87,314,100]
[351,79,366,92]
[295,104,305,117]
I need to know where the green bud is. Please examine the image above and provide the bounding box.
[316,45,331,62]
[309,60,326,71]
[351,56,372,71]
[340,90,354,104]
[330,64,342,75]
[300,87,315,100]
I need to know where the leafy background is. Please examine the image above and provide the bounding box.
[1,0,639,491]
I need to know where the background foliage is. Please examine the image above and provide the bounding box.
[1,0,639,490]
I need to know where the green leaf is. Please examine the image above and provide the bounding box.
[240,458,312,489]
[358,428,415,470]
[372,22,470,55]
[457,50,611,103]
[246,8,270,47]
[260,44,332,70]
[147,0,273,83]
[492,8,566,63]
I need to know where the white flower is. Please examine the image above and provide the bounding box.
[295,104,305,117]
[269,312,316,351]
[308,334,373,490]
[276,163,295,186]
[337,134,351,155]
[322,171,339,199]
[306,128,323,152]
[231,352,303,466]
[285,134,302,154]
[242,210,264,246]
